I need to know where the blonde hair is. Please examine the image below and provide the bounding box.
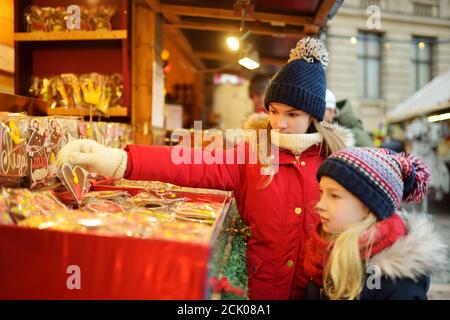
[323,214,377,300]
[312,119,347,157]
[257,118,347,189]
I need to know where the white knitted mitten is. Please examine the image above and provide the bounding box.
[56,139,127,178]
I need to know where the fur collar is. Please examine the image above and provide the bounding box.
[243,112,355,148]
[303,211,447,284]
[368,211,448,281]
[304,213,407,286]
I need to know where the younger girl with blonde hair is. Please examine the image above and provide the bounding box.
[304,147,447,300]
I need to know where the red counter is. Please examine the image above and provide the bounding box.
[0,190,234,299]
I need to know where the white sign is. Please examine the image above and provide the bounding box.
[152,61,164,128]
[165,104,183,130]
[0,43,14,74]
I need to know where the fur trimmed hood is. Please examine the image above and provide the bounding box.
[242,112,355,148]
[368,211,448,281]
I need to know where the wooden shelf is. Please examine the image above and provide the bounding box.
[14,30,127,42]
[46,106,128,117]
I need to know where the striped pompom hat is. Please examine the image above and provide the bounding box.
[317,147,431,220]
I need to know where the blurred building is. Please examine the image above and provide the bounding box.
[325,0,450,131]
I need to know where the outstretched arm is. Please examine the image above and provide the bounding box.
[124,144,243,192]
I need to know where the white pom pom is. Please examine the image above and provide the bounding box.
[288,37,329,69]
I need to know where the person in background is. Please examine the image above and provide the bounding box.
[381,124,405,153]
[248,74,269,114]
[323,89,337,123]
[335,98,373,147]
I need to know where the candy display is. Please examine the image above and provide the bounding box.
[27,118,50,188]
[0,191,14,225]
[24,5,117,32]
[1,179,232,244]
[26,117,79,189]
[84,190,129,200]
[85,121,133,149]
[90,5,117,31]
[29,73,124,114]
[85,199,126,214]
[1,113,132,189]
[0,115,30,187]
[172,201,220,224]
[115,179,232,196]
[1,188,68,223]
[14,198,216,244]
[0,113,245,298]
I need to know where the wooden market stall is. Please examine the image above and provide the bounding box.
[0,1,343,299]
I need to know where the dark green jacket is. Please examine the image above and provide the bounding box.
[336,100,373,147]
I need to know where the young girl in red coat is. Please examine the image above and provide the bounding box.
[304,147,447,300]
[58,37,353,299]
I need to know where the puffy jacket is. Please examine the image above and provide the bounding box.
[336,99,373,147]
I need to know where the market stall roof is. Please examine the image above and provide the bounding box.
[386,69,450,123]
[145,0,343,74]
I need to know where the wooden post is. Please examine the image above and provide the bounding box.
[132,0,164,145]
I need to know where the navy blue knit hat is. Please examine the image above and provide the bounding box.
[317,147,431,220]
[264,37,329,121]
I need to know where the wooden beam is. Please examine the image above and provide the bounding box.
[133,2,154,144]
[314,0,337,27]
[166,20,304,39]
[164,26,205,71]
[164,11,181,23]
[148,0,204,71]
[161,4,313,26]
[195,51,239,62]
[195,51,285,66]
[144,0,162,13]
[303,24,320,35]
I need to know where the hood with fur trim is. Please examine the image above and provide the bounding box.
[368,211,448,281]
[242,112,355,148]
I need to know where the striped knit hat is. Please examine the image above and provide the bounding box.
[317,147,431,220]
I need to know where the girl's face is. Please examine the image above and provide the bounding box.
[316,176,371,235]
[268,102,312,134]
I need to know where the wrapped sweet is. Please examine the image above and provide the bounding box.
[46,7,66,32]
[90,5,116,31]
[27,118,49,189]
[2,189,67,223]
[0,190,14,225]
[0,115,29,187]
[172,201,219,224]
[24,5,118,33]
[85,199,126,214]
[24,6,48,32]
[80,6,92,31]
[107,74,124,108]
